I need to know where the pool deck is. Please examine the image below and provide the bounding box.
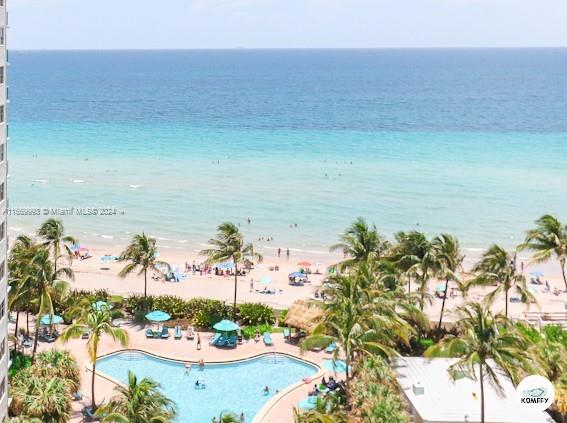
[34,322,335,423]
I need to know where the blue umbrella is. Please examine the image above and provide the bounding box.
[217,262,235,270]
[40,314,64,325]
[322,359,350,374]
[259,276,272,285]
[289,272,306,278]
[213,319,239,332]
[92,301,112,311]
[436,283,447,292]
[530,271,544,277]
[145,310,171,322]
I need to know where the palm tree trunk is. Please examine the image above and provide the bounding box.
[144,268,148,297]
[91,361,97,409]
[14,311,19,338]
[32,318,40,362]
[232,262,238,320]
[438,279,449,330]
[26,311,30,334]
[561,258,567,291]
[480,363,485,423]
[407,277,411,294]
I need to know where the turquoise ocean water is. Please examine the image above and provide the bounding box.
[7,49,567,254]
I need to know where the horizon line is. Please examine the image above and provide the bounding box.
[9,46,567,52]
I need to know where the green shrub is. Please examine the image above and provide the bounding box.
[237,303,275,326]
[276,308,288,325]
[241,324,273,340]
[8,350,32,379]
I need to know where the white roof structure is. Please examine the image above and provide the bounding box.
[393,357,554,423]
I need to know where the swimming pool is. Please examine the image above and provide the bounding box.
[96,351,318,422]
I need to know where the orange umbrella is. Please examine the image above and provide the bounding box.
[297,260,312,267]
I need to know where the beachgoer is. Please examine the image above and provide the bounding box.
[277,248,281,257]
[247,217,251,224]
[199,358,205,368]
[250,279,254,292]
[239,413,245,422]
[197,334,202,350]
[286,248,290,259]
[263,386,270,395]
[195,380,200,388]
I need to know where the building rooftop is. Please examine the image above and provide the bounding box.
[393,357,554,423]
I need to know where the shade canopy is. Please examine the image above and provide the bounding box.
[289,271,307,278]
[297,261,312,267]
[92,301,112,311]
[322,359,350,373]
[217,262,235,270]
[435,283,446,292]
[145,310,171,322]
[259,276,272,285]
[213,319,239,332]
[530,270,544,277]
[284,300,323,333]
[40,314,64,325]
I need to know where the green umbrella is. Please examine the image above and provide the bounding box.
[213,320,239,332]
[145,310,171,322]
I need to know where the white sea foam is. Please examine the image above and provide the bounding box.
[101,234,113,239]
[33,179,48,183]
[129,184,143,189]
[73,179,85,183]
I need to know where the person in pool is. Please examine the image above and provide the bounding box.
[263,386,270,395]
[185,362,192,375]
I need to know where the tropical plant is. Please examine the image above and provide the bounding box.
[200,222,263,319]
[329,217,389,271]
[9,368,72,423]
[61,308,129,409]
[425,302,532,423]
[519,214,567,291]
[95,371,176,423]
[8,350,32,378]
[432,234,464,329]
[237,302,275,325]
[293,396,348,423]
[32,349,81,393]
[118,233,170,298]
[470,244,535,316]
[37,218,77,272]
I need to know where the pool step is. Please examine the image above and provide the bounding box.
[115,352,148,361]
[259,355,291,365]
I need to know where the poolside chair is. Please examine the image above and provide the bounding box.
[160,326,170,339]
[226,335,237,348]
[186,326,195,340]
[283,327,290,339]
[72,391,83,401]
[146,328,155,338]
[209,333,221,345]
[174,325,182,340]
[263,332,273,346]
[82,406,97,422]
[215,335,227,347]
[325,342,337,354]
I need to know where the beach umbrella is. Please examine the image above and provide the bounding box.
[145,310,171,322]
[530,270,544,277]
[322,359,350,374]
[297,260,312,267]
[435,283,446,292]
[92,301,112,311]
[289,271,306,278]
[259,276,272,285]
[40,314,64,325]
[217,262,235,270]
[213,319,239,332]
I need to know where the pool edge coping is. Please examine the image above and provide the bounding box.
[88,348,325,423]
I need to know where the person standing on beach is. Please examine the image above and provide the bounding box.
[286,248,290,259]
[277,248,281,258]
[250,278,254,292]
[197,333,201,350]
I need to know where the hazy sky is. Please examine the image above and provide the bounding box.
[8,0,567,49]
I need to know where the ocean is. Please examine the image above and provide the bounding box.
[7,49,567,255]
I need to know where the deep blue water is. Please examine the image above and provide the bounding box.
[7,49,567,253]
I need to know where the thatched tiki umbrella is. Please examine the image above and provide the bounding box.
[284,300,324,335]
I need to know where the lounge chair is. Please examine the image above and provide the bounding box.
[146,329,155,338]
[82,406,97,422]
[325,342,337,353]
[174,325,182,340]
[215,335,227,347]
[72,391,83,401]
[283,327,290,339]
[209,333,221,345]
[226,335,237,348]
[160,326,170,339]
[263,332,273,346]
[186,326,195,340]
[81,330,90,340]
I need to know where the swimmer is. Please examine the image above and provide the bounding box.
[185,362,192,374]
[263,386,270,395]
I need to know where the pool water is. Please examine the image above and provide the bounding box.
[96,351,318,422]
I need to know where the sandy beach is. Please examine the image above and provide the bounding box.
[63,241,567,321]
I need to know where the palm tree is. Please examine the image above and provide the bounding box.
[95,371,176,423]
[61,308,129,410]
[118,233,170,298]
[471,244,535,316]
[37,218,77,273]
[200,222,263,319]
[9,371,72,423]
[519,214,567,291]
[330,218,389,271]
[28,247,73,360]
[425,302,532,423]
[293,396,348,422]
[432,234,464,329]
